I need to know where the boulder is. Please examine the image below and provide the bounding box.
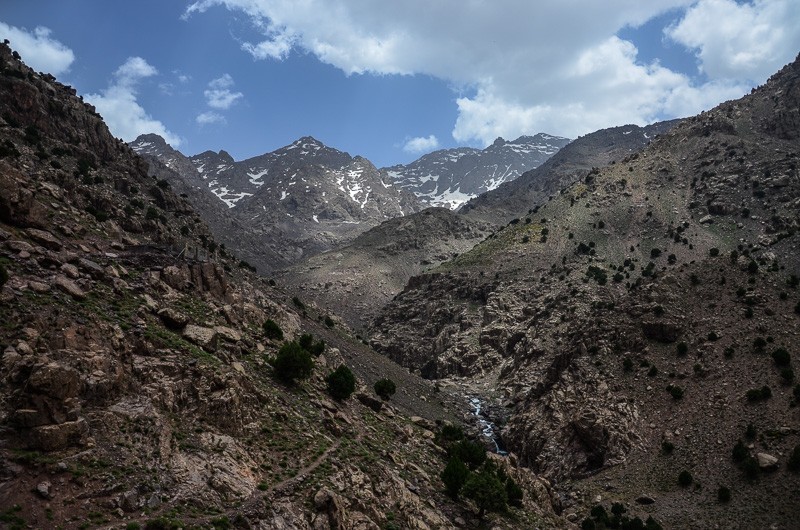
[356,392,383,412]
[756,452,779,470]
[158,307,189,330]
[183,325,218,351]
[29,419,88,451]
[35,481,52,499]
[53,275,86,300]
[26,228,62,250]
[215,325,242,343]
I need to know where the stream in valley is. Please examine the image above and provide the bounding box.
[469,397,508,455]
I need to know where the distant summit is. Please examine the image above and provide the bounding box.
[384,133,570,209]
[131,133,422,266]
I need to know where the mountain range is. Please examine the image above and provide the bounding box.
[386,133,570,209]
[1,37,799,530]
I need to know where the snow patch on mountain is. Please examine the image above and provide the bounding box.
[385,133,570,209]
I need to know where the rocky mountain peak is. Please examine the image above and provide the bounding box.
[386,132,570,209]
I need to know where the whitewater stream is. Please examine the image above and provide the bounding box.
[469,397,508,455]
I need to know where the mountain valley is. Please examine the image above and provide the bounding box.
[1,35,799,530]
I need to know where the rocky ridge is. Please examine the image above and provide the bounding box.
[133,134,423,271]
[461,121,681,224]
[0,42,570,529]
[371,55,800,527]
[386,133,570,209]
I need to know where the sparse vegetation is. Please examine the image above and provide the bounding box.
[461,469,507,518]
[374,378,397,400]
[272,341,314,384]
[262,319,284,341]
[678,470,693,487]
[717,486,731,503]
[326,364,356,400]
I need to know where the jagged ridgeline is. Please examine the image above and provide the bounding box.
[0,42,573,528]
[372,53,800,528]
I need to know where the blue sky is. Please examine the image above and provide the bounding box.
[1,1,798,167]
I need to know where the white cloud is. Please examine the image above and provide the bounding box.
[0,22,74,75]
[85,57,181,146]
[196,111,225,125]
[666,0,800,83]
[184,1,800,145]
[204,73,243,109]
[403,135,439,153]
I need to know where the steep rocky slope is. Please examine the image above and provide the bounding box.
[279,208,494,332]
[372,55,800,528]
[386,134,570,209]
[132,135,292,273]
[461,121,680,224]
[0,43,570,529]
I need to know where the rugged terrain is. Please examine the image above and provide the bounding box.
[279,208,494,332]
[0,42,572,529]
[386,134,570,209]
[132,134,422,271]
[461,121,681,224]
[372,55,800,528]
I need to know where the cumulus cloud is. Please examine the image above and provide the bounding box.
[0,22,74,75]
[204,73,243,109]
[403,135,439,153]
[666,0,800,83]
[85,57,181,146]
[184,0,800,145]
[196,111,225,125]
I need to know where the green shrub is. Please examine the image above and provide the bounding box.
[324,315,335,328]
[676,342,688,356]
[292,296,305,310]
[753,337,767,351]
[298,333,325,356]
[745,423,757,440]
[439,424,464,443]
[505,477,523,508]
[623,357,634,372]
[717,486,731,503]
[747,260,758,274]
[732,440,748,462]
[449,440,486,470]
[0,262,8,288]
[272,341,314,384]
[661,440,674,454]
[326,364,356,400]
[374,378,397,400]
[648,365,658,377]
[145,206,159,220]
[780,368,794,384]
[586,265,607,285]
[461,470,508,518]
[741,457,760,480]
[262,319,283,341]
[441,456,469,499]
[707,331,719,341]
[746,386,772,402]
[667,385,684,400]
[709,247,720,257]
[771,348,791,366]
[788,445,800,472]
[677,470,693,487]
